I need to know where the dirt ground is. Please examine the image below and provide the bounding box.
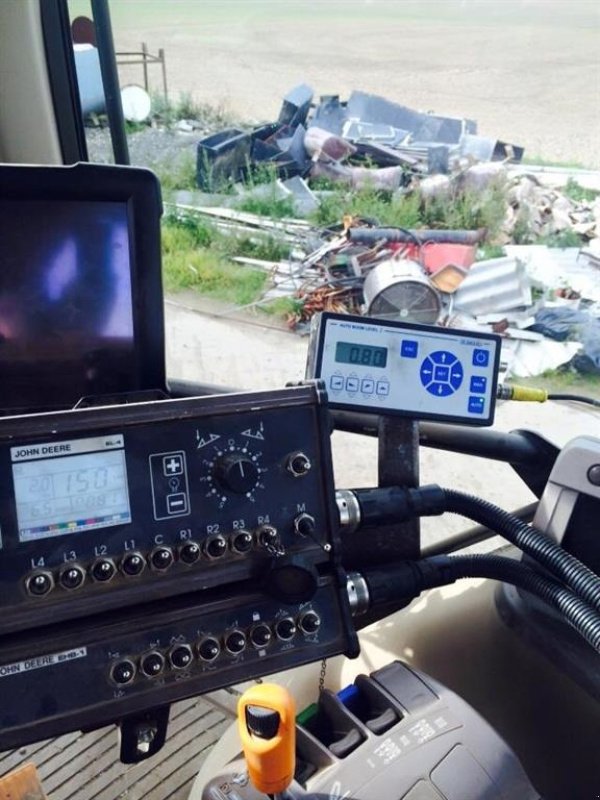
[106,0,600,167]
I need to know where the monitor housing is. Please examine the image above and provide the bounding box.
[0,162,166,414]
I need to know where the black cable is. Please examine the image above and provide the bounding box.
[441,488,600,613]
[429,555,600,654]
[359,555,600,653]
[547,393,600,408]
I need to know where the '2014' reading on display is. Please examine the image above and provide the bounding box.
[335,341,388,369]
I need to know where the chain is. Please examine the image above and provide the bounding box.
[318,658,327,692]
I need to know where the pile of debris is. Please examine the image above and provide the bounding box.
[180,84,600,378]
[196,84,524,191]
[172,199,600,378]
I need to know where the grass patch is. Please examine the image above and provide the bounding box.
[236,193,297,220]
[152,150,197,192]
[150,91,234,129]
[162,227,267,302]
[161,210,291,305]
[311,188,423,228]
[563,178,600,204]
[521,155,591,170]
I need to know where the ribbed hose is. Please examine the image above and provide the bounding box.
[442,489,600,613]
[430,554,600,654]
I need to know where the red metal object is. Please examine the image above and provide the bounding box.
[389,242,476,275]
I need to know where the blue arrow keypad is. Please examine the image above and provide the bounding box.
[420,350,464,396]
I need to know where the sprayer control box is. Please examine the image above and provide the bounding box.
[306,313,501,426]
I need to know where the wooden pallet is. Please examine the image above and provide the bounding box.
[0,697,230,800]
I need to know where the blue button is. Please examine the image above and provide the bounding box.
[430,350,456,366]
[401,340,419,358]
[450,363,464,390]
[434,365,450,382]
[361,378,374,394]
[330,375,344,391]
[376,381,390,397]
[468,396,485,414]
[346,377,359,392]
[470,376,487,394]
[429,382,453,397]
[420,357,435,387]
[472,349,490,367]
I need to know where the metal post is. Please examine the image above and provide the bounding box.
[159,48,168,100]
[90,0,130,164]
[141,41,149,92]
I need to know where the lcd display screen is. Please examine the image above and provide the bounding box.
[335,341,388,368]
[13,444,131,542]
[0,199,135,411]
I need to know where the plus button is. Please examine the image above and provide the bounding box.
[163,454,184,477]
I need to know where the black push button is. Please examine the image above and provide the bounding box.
[26,571,54,597]
[204,536,227,560]
[225,630,246,655]
[275,617,296,641]
[179,541,201,564]
[231,530,253,554]
[197,637,221,662]
[169,644,193,670]
[149,546,174,571]
[121,552,145,576]
[140,651,165,677]
[111,659,136,686]
[58,564,85,590]
[250,623,272,648]
[287,451,312,477]
[299,610,321,635]
[91,558,116,583]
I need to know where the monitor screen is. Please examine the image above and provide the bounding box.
[0,163,165,414]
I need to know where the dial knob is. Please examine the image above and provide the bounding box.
[214,454,259,494]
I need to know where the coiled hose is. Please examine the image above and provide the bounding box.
[427,554,600,654]
[441,489,600,613]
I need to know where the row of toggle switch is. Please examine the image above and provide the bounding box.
[24,519,318,599]
[109,609,322,686]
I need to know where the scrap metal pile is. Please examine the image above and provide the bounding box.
[196,83,524,190]
[182,85,600,378]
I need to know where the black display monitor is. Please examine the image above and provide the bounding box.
[0,163,166,414]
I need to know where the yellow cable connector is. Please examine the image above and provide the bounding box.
[497,384,548,402]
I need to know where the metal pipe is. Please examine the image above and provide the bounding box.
[331,410,545,465]
[168,382,549,468]
[348,228,486,245]
[91,0,130,164]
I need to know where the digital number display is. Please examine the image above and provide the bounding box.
[13,449,131,542]
[335,341,388,369]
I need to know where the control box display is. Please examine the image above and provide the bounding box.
[0,384,341,637]
[307,313,501,426]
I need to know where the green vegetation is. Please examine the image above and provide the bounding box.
[161,219,267,302]
[521,155,591,170]
[149,91,234,129]
[152,150,197,192]
[161,209,293,308]
[563,178,600,204]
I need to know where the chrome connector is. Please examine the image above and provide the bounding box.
[335,489,361,533]
[346,571,369,616]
